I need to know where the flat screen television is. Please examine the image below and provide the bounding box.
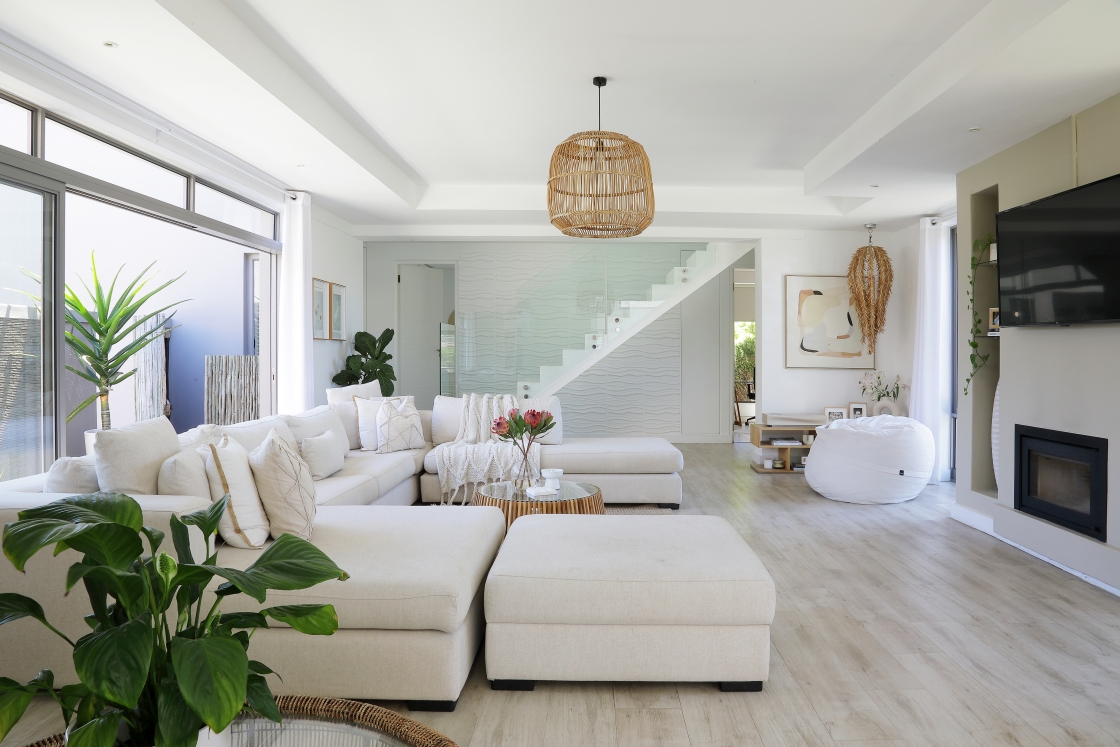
[997,172,1120,326]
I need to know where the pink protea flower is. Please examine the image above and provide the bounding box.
[492,416,510,436]
[524,410,544,428]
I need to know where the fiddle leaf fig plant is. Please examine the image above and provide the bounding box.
[332,328,396,396]
[0,492,349,747]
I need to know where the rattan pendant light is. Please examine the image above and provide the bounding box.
[547,77,655,238]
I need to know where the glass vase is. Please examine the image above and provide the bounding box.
[513,452,538,491]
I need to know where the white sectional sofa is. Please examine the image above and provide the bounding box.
[419,396,685,507]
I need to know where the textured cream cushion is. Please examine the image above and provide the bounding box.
[375,398,425,453]
[43,456,100,494]
[286,406,349,460]
[325,381,382,404]
[430,396,464,445]
[177,424,219,450]
[338,452,417,496]
[92,417,181,495]
[300,431,346,480]
[221,416,296,454]
[215,505,506,632]
[203,435,269,549]
[249,429,316,540]
[518,396,563,445]
[539,437,684,474]
[485,515,776,626]
[157,449,210,500]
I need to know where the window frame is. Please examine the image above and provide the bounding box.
[0,85,283,461]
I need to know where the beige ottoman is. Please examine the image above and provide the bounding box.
[484,515,776,691]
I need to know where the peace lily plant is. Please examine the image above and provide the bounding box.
[0,492,348,747]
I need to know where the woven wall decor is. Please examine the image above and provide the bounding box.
[547,77,654,238]
[847,224,893,355]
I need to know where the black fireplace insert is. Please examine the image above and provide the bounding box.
[1014,425,1107,542]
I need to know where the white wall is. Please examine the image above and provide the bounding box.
[365,241,735,442]
[311,208,364,406]
[755,226,918,417]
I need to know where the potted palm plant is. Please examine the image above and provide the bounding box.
[0,492,348,747]
[65,254,186,434]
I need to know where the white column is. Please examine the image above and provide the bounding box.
[277,191,315,414]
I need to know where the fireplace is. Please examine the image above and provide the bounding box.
[1014,425,1107,542]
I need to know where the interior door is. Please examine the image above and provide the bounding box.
[398,264,444,409]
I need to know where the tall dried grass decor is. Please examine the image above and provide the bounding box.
[847,223,893,355]
[204,355,259,425]
[547,77,654,239]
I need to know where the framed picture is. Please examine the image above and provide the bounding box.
[848,402,868,419]
[988,307,1000,336]
[312,278,329,340]
[330,283,346,341]
[825,407,847,423]
[785,275,874,369]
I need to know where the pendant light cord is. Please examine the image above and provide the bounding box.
[598,84,601,131]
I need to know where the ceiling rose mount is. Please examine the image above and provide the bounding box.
[547,76,655,239]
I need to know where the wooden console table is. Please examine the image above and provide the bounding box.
[748,423,818,475]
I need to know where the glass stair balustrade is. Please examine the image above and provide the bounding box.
[513,245,739,401]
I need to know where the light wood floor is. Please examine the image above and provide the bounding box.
[7,443,1120,747]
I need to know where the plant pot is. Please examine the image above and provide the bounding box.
[871,400,900,417]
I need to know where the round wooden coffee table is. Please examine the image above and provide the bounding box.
[471,481,604,529]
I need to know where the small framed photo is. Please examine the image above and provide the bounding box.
[848,402,868,419]
[988,307,1000,336]
[330,283,346,341]
[825,407,847,423]
[312,278,329,340]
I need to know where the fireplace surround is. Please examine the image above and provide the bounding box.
[1014,425,1107,542]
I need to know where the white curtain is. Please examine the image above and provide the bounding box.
[910,217,954,483]
[277,191,315,414]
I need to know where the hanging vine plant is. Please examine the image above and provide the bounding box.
[847,224,894,355]
[963,233,995,395]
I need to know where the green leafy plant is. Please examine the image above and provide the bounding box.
[65,254,186,429]
[734,322,755,384]
[964,234,994,395]
[332,329,396,396]
[0,492,348,747]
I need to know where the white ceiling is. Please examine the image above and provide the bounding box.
[0,0,1119,239]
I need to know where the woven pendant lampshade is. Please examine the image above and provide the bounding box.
[547,78,654,238]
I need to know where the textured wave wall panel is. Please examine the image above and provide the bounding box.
[556,306,682,437]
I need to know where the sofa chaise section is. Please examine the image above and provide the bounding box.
[211,505,506,707]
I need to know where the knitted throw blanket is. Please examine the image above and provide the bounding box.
[434,393,540,502]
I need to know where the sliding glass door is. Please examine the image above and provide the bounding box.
[0,170,61,480]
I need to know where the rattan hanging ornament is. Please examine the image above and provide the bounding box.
[847,223,893,355]
[547,77,655,238]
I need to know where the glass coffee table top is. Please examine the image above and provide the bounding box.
[230,696,456,747]
[475,480,600,502]
[232,715,411,747]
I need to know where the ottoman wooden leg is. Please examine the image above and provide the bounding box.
[491,679,536,691]
[719,681,763,692]
[406,699,458,712]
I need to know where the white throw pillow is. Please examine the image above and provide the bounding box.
[93,417,181,495]
[431,396,464,444]
[355,396,383,452]
[285,406,350,461]
[519,396,563,445]
[202,435,270,549]
[299,431,346,480]
[325,381,382,405]
[328,402,365,450]
[177,424,219,451]
[221,416,297,454]
[44,456,100,494]
[250,429,316,541]
[157,449,210,500]
[375,397,425,453]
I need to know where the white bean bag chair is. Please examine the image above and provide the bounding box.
[805,415,934,504]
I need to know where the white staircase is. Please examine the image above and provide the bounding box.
[516,243,751,400]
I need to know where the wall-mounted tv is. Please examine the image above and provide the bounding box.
[997,172,1120,327]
